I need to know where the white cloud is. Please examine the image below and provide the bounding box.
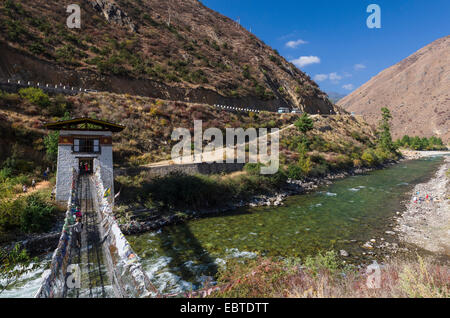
[342,84,355,90]
[329,72,342,81]
[343,72,352,78]
[314,72,343,83]
[314,74,328,82]
[291,56,320,68]
[285,39,308,49]
[354,63,366,70]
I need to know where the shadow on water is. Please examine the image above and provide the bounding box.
[157,222,218,287]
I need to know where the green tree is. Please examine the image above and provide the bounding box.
[44,131,59,163]
[400,135,411,147]
[0,244,38,294]
[43,112,70,164]
[377,107,396,152]
[294,113,314,134]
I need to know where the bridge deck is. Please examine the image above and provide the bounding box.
[66,175,112,298]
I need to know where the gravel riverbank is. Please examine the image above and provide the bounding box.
[396,156,449,255]
[400,150,450,160]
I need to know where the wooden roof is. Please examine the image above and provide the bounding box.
[44,118,125,132]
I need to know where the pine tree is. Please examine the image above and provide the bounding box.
[377,107,396,152]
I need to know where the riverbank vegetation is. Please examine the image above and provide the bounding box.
[208,252,448,298]
[0,167,59,242]
[115,109,400,213]
[395,135,447,151]
[116,165,287,211]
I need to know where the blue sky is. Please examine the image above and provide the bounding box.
[201,0,450,95]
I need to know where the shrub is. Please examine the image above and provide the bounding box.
[18,88,50,108]
[29,42,45,55]
[211,41,220,51]
[244,163,264,176]
[19,194,56,233]
[304,251,340,276]
[0,168,12,180]
[0,197,23,232]
[309,163,329,177]
[189,69,208,84]
[287,164,304,180]
[361,148,378,167]
[298,155,312,175]
[329,155,353,171]
[242,65,251,80]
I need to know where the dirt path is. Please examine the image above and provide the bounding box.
[14,180,52,199]
[396,156,449,255]
[144,124,294,168]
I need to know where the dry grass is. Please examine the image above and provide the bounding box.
[209,253,449,298]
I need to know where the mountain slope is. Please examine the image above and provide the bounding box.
[0,0,334,113]
[338,36,449,142]
[326,92,347,103]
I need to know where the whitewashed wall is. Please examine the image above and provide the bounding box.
[55,130,114,203]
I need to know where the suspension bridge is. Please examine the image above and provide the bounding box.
[35,167,158,298]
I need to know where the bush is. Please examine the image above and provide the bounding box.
[244,163,264,175]
[0,197,23,232]
[298,155,312,175]
[242,65,251,80]
[48,95,71,116]
[361,149,378,167]
[287,164,304,180]
[329,155,353,171]
[304,251,340,276]
[18,88,50,108]
[309,163,329,177]
[0,168,12,180]
[19,194,56,233]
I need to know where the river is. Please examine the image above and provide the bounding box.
[126,156,446,295]
[1,156,445,297]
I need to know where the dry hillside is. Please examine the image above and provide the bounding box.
[338,36,449,143]
[0,90,376,169]
[0,0,334,113]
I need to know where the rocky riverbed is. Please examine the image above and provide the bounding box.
[396,156,449,255]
